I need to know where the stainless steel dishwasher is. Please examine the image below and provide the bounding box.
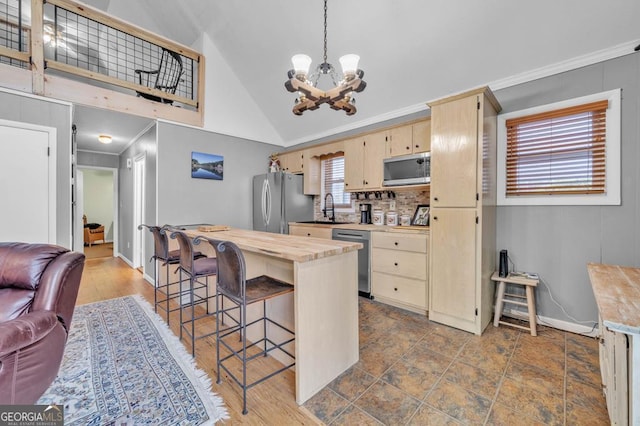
[332,228,371,298]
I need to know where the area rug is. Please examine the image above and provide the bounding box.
[38,295,229,425]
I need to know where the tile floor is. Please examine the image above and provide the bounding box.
[303,298,609,425]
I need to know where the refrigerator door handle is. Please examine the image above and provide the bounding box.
[263,178,271,227]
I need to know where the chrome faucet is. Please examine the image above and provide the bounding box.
[323,193,335,222]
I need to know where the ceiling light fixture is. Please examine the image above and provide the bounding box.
[284,0,366,116]
[98,134,112,144]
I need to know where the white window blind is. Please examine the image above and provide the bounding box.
[322,155,351,208]
[505,100,608,196]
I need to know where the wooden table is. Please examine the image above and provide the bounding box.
[176,227,362,405]
[588,263,640,425]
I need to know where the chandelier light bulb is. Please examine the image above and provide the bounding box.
[291,54,312,78]
[339,54,360,77]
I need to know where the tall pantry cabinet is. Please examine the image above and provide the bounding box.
[428,87,501,335]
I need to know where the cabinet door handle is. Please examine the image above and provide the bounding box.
[394,262,398,266]
[394,287,398,291]
[307,233,311,236]
[434,197,438,202]
[415,144,419,148]
[433,216,438,221]
[394,242,398,246]
[406,146,410,150]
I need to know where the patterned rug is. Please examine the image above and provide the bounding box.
[38,295,228,425]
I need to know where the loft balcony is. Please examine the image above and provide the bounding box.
[0,0,205,126]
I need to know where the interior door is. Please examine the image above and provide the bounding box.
[133,154,145,268]
[0,120,56,243]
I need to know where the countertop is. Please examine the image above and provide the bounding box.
[181,227,362,263]
[289,222,430,234]
[588,262,640,335]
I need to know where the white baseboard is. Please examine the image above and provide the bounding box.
[143,272,154,285]
[117,253,134,268]
[503,308,599,337]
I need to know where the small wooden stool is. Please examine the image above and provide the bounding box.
[491,271,539,336]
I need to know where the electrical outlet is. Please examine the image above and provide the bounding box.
[390,200,396,210]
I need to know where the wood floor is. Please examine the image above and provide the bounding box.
[77,256,321,425]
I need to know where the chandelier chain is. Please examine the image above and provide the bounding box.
[323,0,328,64]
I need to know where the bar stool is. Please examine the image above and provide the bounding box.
[170,230,219,356]
[491,271,539,336]
[197,237,295,415]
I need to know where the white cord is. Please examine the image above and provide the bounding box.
[506,254,596,327]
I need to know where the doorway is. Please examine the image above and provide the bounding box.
[78,167,118,258]
[133,153,146,269]
[0,119,57,243]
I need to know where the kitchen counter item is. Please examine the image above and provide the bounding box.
[372,210,384,225]
[386,211,398,226]
[399,214,411,226]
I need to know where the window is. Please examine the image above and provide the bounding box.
[497,89,620,205]
[321,154,352,209]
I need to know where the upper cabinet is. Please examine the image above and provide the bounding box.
[344,131,387,191]
[388,120,431,157]
[279,151,304,174]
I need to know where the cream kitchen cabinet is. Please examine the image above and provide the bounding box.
[428,87,501,335]
[288,224,332,239]
[388,120,431,157]
[279,151,304,174]
[371,231,429,314]
[344,131,387,191]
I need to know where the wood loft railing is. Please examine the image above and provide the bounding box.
[0,0,205,127]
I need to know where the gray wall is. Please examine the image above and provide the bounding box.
[118,124,157,267]
[494,53,640,326]
[156,122,278,228]
[77,150,119,168]
[0,91,72,248]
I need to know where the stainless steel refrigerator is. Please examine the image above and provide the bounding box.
[253,172,314,234]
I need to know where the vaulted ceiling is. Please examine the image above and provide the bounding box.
[75,0,640,152]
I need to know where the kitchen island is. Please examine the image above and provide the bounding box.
[177,227,362,405]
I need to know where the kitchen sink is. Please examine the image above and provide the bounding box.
[296,220,355,225]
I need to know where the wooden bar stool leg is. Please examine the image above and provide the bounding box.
[526,285,537,336]
[494,281,506,327]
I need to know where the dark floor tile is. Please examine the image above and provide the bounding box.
[512,336,565,376]
[496,377,564,425]
[381,357,440,400]
[330,404,383,425]
[565,378,607,412]
[424,380,492,424]
[328,366,377,401]
[566,354,602,387]
[506,361,565,398]
[566,401,609,425]
[354,380,421,425]
[407,403,462,425]
[456,340,512,375]
[403,345,453,377]
[442,359,502,399]
[486,402,548,426]
[357,333,414,377]
[303,387,350,424]
[414,329,466,358]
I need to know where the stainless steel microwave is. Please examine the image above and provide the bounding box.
[382,152,430,186]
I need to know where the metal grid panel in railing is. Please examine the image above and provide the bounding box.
[43,2,196,103]
[0,0,29,68]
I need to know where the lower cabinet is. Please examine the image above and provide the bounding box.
[599,316,629,425]
[371,231,428,314]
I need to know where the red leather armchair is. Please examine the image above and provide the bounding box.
[0,242,85,404]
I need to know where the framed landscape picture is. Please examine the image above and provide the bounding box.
[191,151,223,180]
[411,204,430,226]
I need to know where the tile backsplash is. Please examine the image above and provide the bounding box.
[314,189,430,223]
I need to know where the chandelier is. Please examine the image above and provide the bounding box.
[284,0,366,116]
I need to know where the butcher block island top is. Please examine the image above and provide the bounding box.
[182,227,362,262]
[588,263,640,334]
